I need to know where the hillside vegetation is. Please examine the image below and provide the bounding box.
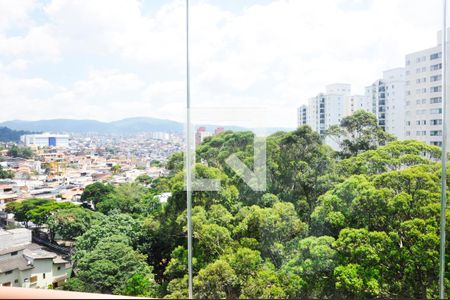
[6,111,449,298]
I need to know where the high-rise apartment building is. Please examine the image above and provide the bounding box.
[404,30,449,147]
[298,71,406,147]
[365,68,406,139]
[299,83,351,147]
[297,105,308,126]
[346,95,370,115]
[383,68,406,139]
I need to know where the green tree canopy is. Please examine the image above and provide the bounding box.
[7,145,33,159]
[0,165,13,179]
[96,183,161,216]
[327,110,396,158]
[6,198,76,227]
[80,182,114,207]
[73,213,143,261]
[48,207,104,241]
[71,235,158,296]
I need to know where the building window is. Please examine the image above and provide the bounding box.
[5,270,13,275]
[430,63,442,71]
[430,130,442,136]
[430,52,442,60]
[57,266,61,270]
[43,273,46,279]
[431,108,443,114]
[2,282,11,287]
[406,59,411,65]
[430,86,442,93]
[415,120,427,125]
[430,97,442,104]
[14,279,18,284]
[30,276,38,283]
[430,74,442,82]
[406,131,411,136]
[431,141,443,146]
[431,119,443,125]
[10,251,18,256]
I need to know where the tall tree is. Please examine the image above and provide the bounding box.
[70,235,158,296]
[80,182,113,208]
[48,207,104,241]
[327,110,396,158]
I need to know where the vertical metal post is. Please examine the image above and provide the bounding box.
[185,0,193,298]
[440,0,448,298]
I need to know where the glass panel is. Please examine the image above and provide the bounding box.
[0,0,448,299]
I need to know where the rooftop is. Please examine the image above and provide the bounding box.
[0,243,40,256]
[23,248,57,260]
[0,256,33,273]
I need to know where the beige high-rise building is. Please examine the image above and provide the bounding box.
[404,30,450,148]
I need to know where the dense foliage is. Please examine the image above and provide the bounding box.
[0,127,34,142]
[7,145,34,159]
[6,198,76,229]
[10,115,450,298]
[0,165,13,179]
[326,110,396,158]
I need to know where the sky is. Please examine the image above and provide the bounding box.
[0,0,444,127]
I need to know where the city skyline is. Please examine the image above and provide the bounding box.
[0,0,444,127]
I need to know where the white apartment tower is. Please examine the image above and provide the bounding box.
[297,105,308,126]
[300,83,351,147]
[384,68,406,139]
[346,95,371,115]
[404,30,450,147]
[365,68,406,139]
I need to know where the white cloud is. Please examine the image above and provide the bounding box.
[0,72,62,120]
[0,0,37,30]
[0,25,60,62]
[0,0,444,127]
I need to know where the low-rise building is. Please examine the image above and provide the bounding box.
[0,229,69,289]
[21,133,69,148]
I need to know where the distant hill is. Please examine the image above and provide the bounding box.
[0,118,294,135]
[0,127,36,142]
[0,118,183,134]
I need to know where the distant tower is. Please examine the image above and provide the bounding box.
[195,127,214,145]
[214,127,224,135]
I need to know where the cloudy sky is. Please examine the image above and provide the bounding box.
[0,0,443,127]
